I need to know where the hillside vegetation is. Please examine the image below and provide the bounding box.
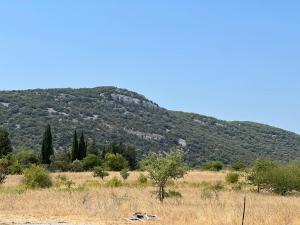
[0,86,300,166]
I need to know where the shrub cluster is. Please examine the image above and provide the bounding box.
[203,161,223,171]
[247,158,300,195]
[23,165,52,188]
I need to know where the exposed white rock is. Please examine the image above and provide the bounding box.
[144,101,159,110]
[215,123,226,128]
[194,119,208,126]
[84,115,98,120]
[16,124,21,129]
[0,102,10,107]
[124,128,164,141]
[59,112,69,117]
[111,93,159,110]
[111,93,140,104]
[178,139,187,147]
[47,108,57,114]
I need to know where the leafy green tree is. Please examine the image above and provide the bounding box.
[4,153,22,174]
[0,128,12,157]
[247,158,277,193]
[141,150,188,202]
[15,147,39,167]
[104,153,128,171]
[71,129,79,161]
[41,125,53,164]
[108,141,137,170]
[93,166,109,180]
[82,154,101,170]
[78,131,87,160]
[70,160,84,172]
[265,162,300,195]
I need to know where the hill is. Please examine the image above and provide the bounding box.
[0,86,299,166]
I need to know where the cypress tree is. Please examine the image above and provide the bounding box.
[78,131,87,160]
[72,129,79,161]
[41,124,53,164]
[88,135,98,156]
[0,128,13,157]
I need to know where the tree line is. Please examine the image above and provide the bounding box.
[0,125,137,174]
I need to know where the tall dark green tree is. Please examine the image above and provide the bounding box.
[78,131,87,160]
[88,135,99,156]
[71,129,79,161]
[0,128,12,157]
[41,124,53,164]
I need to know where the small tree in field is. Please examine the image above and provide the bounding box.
[93,166,109,180]
[120,168,129,180]
[247,158,277,193]
[141,150,188,202]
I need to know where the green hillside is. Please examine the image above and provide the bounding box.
[0,86,299,166]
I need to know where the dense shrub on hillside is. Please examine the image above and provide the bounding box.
[23,165,52,188]
[203,161,224,171]
[82,154,101,170]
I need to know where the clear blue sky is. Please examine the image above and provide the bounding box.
[0,1,299,133]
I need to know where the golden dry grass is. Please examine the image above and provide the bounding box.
[0,171,299,225]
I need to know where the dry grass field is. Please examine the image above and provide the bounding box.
[0,171,299,225]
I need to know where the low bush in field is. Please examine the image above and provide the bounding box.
[71,160,84,172]
[201,181,224,199]
[137,173,148,184]
[226,172,239,184]
[247,159,300,195]
[54,175,75,190]
[203,161,223,171]
[23,165,52,188]
[231,162,246,171]
[106,176,123,187]
[165,190,182,198]
[120,168,129,180]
